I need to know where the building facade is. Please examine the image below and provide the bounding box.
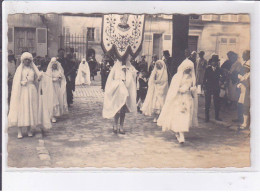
[7,13,250,65]
[140,15,173,65]
[61,14,103,61]
[189,14,250,62]
[61,14,173,64]
[7,13,63,58]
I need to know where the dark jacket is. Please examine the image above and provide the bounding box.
[138,60,148,73]
[203,66,222,92]
[57,57,69,76]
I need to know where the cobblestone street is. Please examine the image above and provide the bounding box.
[7,74,250,168]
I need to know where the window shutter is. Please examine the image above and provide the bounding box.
[8,27,14,53]
[36,28,47,57]
[162,34,172,56]
[8,28,13,42]
[95,27,100,42]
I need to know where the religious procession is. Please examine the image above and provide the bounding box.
[6,13,251,168]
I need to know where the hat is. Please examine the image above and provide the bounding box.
[199,51,205,55]
[163,50,170,57]
[210,54,220,62]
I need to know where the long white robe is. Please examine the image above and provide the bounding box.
[141,60,168,116]
[8,52,51,129]
[102,60,137,119]
[75,58,91,85]
[40,58,68,120]
[157,59,198,133]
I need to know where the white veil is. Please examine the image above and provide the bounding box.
[141,60,168,116]
[75,58,91,85]
[102,60,137,119]
[157,59,198,128]
[8,52,42,127]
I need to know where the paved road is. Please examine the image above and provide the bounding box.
[7,82,250,168]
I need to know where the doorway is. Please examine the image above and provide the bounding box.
[188,36,198,53]
[153,34,162,60]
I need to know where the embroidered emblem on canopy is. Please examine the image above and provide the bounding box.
[102,14,145,60]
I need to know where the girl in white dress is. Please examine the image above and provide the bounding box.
[103,56,137,134]
[8,52,43,139]
[75,58,91,86]
[43,58,68,123]
[157,59,198,144]
[141,60,168,122]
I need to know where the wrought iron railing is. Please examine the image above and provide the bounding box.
[59,34,88,60]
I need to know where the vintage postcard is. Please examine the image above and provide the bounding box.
[3,1,251,169]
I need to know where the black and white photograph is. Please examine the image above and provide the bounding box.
[3,1,253,170]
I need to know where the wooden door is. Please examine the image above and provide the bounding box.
[14,27,36,55]
[188,36,198,53]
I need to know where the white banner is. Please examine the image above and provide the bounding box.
[102,14,145,59]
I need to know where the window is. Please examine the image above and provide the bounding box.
[8,28,13,42]
[164,35,171,40]
[87,28,95,41]
[220,15,239,22]
[212,15,220,21]
[202,15,212,21]
[229,38,236,44]
[190,15,200,20]
[230,15,238,22]
[220,15,229,21]
[221,38,227,44]
[14,27,36,55]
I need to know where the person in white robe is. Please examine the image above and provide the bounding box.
[102,56,137,134]
[8,52,49,138]
[141,60,168,122]
[75,58,91,86]
[157,59,198,144]
[42,57,68,123]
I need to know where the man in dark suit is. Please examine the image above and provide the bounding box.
[57,48,75,107]
[203,54,222,122]
[163,50,176,85]
[138,54,148,73]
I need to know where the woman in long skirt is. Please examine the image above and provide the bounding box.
[102,55,137,134]
[42,57,68,123]
[75,58,91,86]
[8,52,43,138]
[141,60,168,122]
[157,59,198,144]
